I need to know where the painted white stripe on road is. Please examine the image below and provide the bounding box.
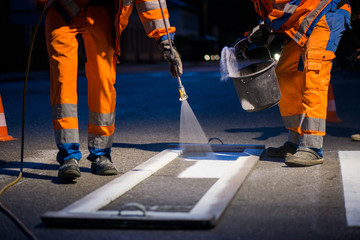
[339,151,360,227]
[178,152,246,179]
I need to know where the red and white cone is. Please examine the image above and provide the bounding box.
[327,84,342,123]
[0,94,17,141]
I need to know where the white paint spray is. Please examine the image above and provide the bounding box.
[179,100,215,159]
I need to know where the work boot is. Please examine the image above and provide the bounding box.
[285,147,324,167]
[351,133,360,141]
[58,158,81,179]
[266,142,297,158]
[91,155,119,175]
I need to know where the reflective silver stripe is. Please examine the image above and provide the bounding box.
[52,104,78,120]
[283,4,298,14]
[88,134,114,149]
[288,130,300,145]
[55,129,79,145]
[302,117,326,132]
[143,18,170,32]
[282,114,305,129]
[89,111,115,127]
[136,0,167,12]
[0,113,6,127]
[300,134,323,149]
[59,0,80,16]
[274,3,298,14]
[122,0,134,6]
[293,0,330,42]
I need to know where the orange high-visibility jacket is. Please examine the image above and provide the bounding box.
[115,0,176,58]
[52,0,176,58]
[251,0,350,47]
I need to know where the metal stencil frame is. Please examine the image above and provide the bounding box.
[42,144,264,229]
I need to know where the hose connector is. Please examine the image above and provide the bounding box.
[178,86,188,101]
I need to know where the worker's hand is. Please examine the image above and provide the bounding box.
[159,39,183,77]
[234,37,251,60]
[247,21,272,46]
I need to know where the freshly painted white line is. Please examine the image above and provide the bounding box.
[190,148,262,217]
[178,152,245,179]
[63,149,182,213]
[339,151,360,227]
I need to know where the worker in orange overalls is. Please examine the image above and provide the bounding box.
[45,0,182,179]
[247,0,351,166]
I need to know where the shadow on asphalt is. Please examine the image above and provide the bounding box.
[112,142,172,152]
[259,151,286,163]
[0,160,89,184]
[225,126,360,140]
[225,126,286,140]
[326,126,359,137]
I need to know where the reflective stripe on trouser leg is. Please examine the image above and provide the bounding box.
[51,103,79,145]
[276,41,304,145]
[276,41,304,120]
[288,130,301,146]
[51,104,81,161]
[298,6,350,149]
[301,134,323,149]
[88,111,115,149]
[46,8,85,161]
[83,5,116,157]
[300,15,341,148]
[300,116,326,148]
[276,13,347,149]
[282,114,304,145]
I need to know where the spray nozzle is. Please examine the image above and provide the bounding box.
[178,86,188,101]
[158,0,188,102]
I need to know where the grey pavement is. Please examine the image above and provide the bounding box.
[0,62,360,239]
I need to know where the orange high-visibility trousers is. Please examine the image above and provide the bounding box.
[275,5,350,149]
[46,5,116,160]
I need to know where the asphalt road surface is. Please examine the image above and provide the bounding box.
[1,62,360,240]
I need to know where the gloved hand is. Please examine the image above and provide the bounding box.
[234,37,251,60]
[247,21,272,46]
[159,39,183,77]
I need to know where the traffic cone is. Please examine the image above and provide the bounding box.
[326,84,342,123]
[0,95,17,141]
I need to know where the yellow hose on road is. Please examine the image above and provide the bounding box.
[0,1,56,239]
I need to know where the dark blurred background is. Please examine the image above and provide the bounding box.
[0,0,259,72]
[0,0,359,72]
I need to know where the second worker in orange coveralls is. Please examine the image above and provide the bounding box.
[45,0,182,179]
[247,0,351,166]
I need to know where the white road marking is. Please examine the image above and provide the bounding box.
[177,152,244,179]
[339,151,360,227]
[43,147,262,227]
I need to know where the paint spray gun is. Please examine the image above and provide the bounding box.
[177,77,188,102]
[158,0,188,102]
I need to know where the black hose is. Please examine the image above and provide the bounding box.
[23,0,56,172]
[0,1,56,239]
[0,202,37,240]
